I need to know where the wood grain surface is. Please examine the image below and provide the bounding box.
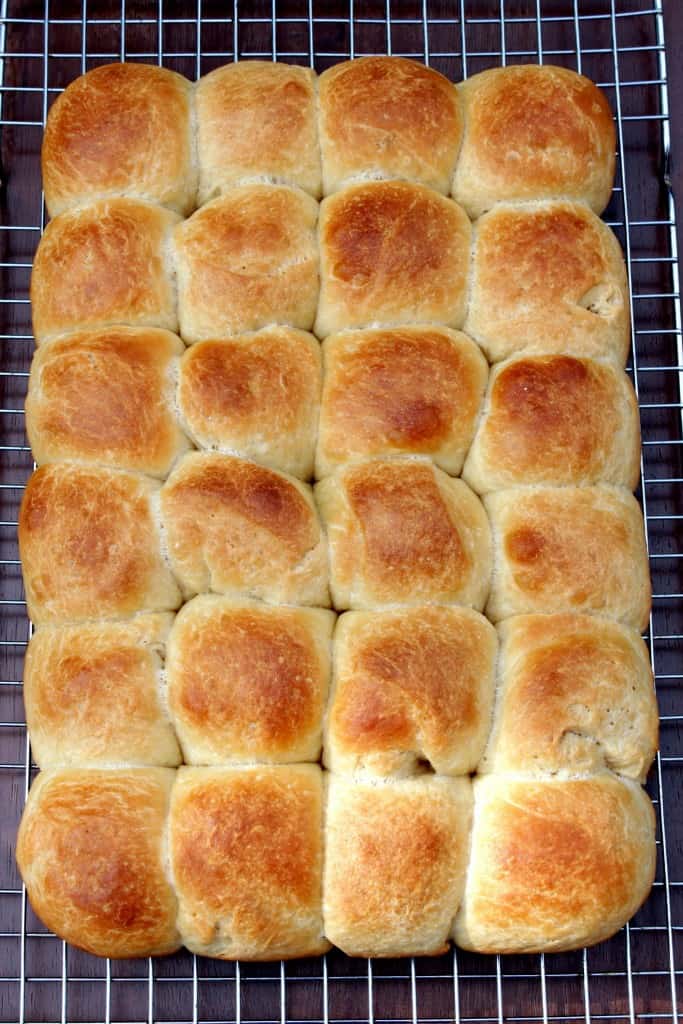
[0,3,680,1024]
[663,0,683,260]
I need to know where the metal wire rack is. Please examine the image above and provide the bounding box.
[0,1,680,1022]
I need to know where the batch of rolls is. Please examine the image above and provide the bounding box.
[17,56,659,962]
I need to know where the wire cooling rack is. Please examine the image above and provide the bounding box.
[0,1,680,1022]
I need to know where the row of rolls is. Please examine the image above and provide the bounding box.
[18,55,657,963]
[31,189,628,358]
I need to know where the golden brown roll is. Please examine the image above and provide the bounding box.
[161,452,329,606]
[19,463,181,626]
[23,614,181,768]
[479,613,658,782]
[196,61,321,202]
[452,65,616,218]
[464,201,630,364]
[25,326,190,478]
[167,595,334,764]
[174,186,319,343]
[453,775,656,954]
[16,768,180,958]
[31,199,181,345]
[324,774,472,958]
[177,328,321,480]
[316,326,487,478]
[170,765,329,960]
[315,459,491,611]
[42,62,196,217]
[462,355,640,493]
[315,181,471,338]
[318,56,463,195]
[325,606,496,776]
[485,486,651,630]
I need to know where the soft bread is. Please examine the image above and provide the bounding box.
[31,199,180,344]
[25,326,190,478]
[315,459,491,611]
[316,327,487,478]
[452,65,616,217]
[42,62,196,217]
[453,775,656,954]
[464,201,630,364]
[18,463,181,625]
[485,486,651,629]
[23,614,181,768]
[325,606,496,776]
[196,61,321,202]
[16,768,180,958]
[169,765,329,960]
[177,328,321,480]
[318,56,463,195]
[324,774,472,957]
[315,181,471,338]
[167,595,334,764]
[20,56,655,963]
[462,355,640,493]
[479,614,658,782]
[174,186,319,343]
[161,452,329,606]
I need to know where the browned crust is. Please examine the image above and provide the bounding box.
[170,765,329,959]
[315,181,471,337]
[454,775,656,953]
[25,326,188,477]
[463,355,640,491]
[42,62,195,216]
[319,57,463,194]
[174,186,319,342]
[196,61,321,201]
[31,199,180,344]
[18,463,180,625]
[16,769,180,958]
[317,327,487,476]
[167,596,333,763]
[453,65,616,216]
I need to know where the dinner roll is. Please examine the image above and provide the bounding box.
[485,486,651,629]
[174,186,319,343]
[161,452,329,606]
[452,65,616,218]
[325,606,496,776]
[453,775,656,954]
[465,201,630,364]
[316,326,487,478]
[479,614,658,782]
[196,61,321,202]
[31,199,180,344]
[19,464,181,625]
[315,459,491,611]
[17,768,180,958]
[25,326,190,478]
[177,328,321,480]
[462,355,640,493]
[324,774,472,958]
[42,62,196,217]
[315,181,471,338]
[170,765,329,960]
[167,595,334,764]
[23,614,181,768]
[318,56,463,195]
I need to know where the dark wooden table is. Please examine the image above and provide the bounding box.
[0,4,680,1024]
[663,0,683,256]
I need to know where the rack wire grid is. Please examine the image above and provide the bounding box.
[0,1,680,1023]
